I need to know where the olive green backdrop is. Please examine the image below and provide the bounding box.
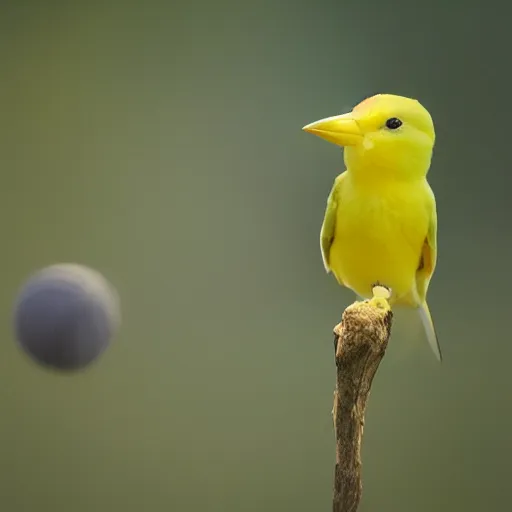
[0,1,509,511]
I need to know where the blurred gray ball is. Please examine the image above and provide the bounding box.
[13,264,121,371]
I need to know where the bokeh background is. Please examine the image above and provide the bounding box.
[0,1,510,511]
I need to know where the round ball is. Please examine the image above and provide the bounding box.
[13,264,121,371]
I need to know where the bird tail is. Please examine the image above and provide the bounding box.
[419,301,442,362]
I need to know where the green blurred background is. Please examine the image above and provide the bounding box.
[0,1,509,511]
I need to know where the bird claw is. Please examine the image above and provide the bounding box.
[371,282,391,299]
[369,283,392,311]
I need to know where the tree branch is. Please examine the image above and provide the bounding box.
[332,287,393,512]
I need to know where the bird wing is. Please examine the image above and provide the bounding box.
[416,184,437,300]
[320,172,346,273]
[416,184,442,361]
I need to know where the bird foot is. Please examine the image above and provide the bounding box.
[371,283,391,299]
[370,283,392,311]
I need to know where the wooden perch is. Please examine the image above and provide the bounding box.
[332,286,393,512]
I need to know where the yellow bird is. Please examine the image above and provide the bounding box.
[303,94,442,361]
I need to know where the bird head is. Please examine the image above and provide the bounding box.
[303,94,435,180]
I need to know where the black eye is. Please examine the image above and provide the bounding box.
[385,117,402,130]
